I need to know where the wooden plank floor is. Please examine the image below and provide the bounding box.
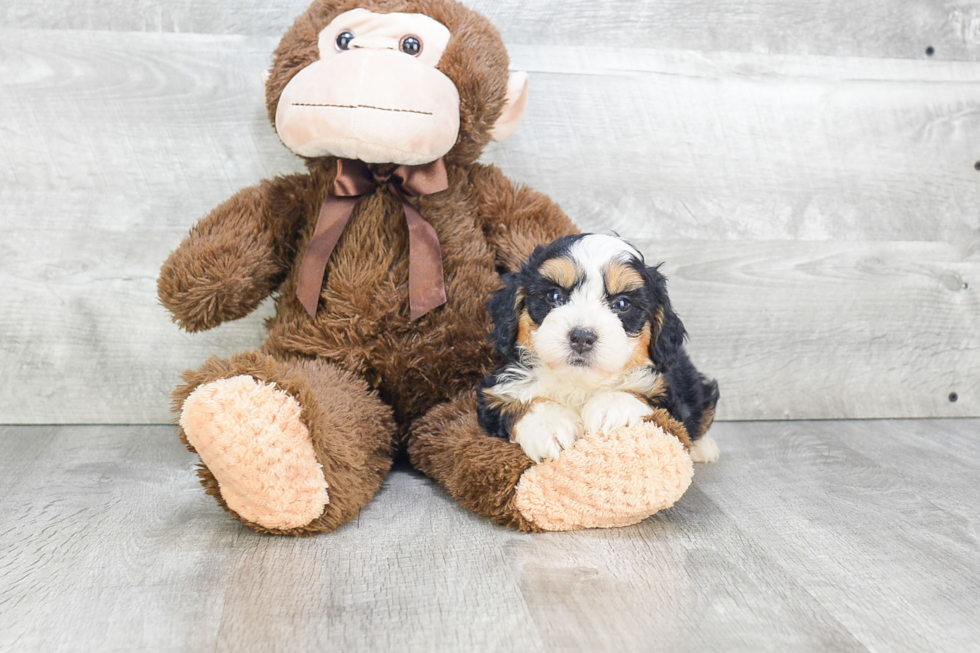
[1,420,978,652]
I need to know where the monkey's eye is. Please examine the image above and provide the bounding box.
[546,289,566,306]
[336,31,355,51]
[611,297,632,313]
[400,35,422,56]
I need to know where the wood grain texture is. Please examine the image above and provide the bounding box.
[2,421,978,651]
[693,419,980,652]
[4,0,980,61]
[493,46,980,242]
[5,231,975,422]
[647,238,980,421]
[1,27,979,423]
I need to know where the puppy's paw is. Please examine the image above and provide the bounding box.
[690,434,720,463]
[581,392,654,436]
[513,402,583,463]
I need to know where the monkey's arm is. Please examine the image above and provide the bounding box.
[469,164,579,273]
[158,174,312,332]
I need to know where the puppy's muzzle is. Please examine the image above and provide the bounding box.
[568,327,597,355]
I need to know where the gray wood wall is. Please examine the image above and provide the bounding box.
[1,1,978,424]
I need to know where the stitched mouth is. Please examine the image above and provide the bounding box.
[291,103,433,116]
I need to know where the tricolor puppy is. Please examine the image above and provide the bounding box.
[477,234,720,464]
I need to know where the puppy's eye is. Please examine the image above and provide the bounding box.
[546,289,566,306]
[400,35,422,55]
[336,31,355,51]
[611,297,632,313]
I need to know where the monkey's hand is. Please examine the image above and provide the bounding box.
[158,176,310,332]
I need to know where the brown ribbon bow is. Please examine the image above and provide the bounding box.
[296,158,449,321]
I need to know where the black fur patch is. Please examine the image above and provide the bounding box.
[637,263,718,441]
[476,379,516,440]
[487,234,586,356]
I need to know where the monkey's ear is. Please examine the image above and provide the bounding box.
[643,265,687,372]
[490,71,529,142]
[488,272,524,357]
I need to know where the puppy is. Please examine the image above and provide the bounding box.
[477,234,720,464]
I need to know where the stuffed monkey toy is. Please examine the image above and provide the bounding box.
[160,0,702,535]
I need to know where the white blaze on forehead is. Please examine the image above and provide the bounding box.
[318,9,452,67]
[568,234,642,266]
[567,234,642,302]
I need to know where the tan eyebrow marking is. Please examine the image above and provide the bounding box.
[603,260,645,295]
[538,257,580,288]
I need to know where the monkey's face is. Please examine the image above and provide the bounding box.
[275,8,461,165]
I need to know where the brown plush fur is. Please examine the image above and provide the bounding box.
[160,0,578,533]
[172,351,397,535]
[407,394,542,532]
[266,0,511,169]
[159,176,314,333]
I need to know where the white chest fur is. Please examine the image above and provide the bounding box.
[499,362,662,463]
[493,360,662,415]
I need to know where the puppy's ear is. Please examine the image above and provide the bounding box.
[488,272,524,357]
[643,265,687,372]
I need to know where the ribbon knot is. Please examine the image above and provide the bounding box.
[296,158,449,321]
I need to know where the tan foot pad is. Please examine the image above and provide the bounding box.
[180,375,328,530]
[514,422,694,531]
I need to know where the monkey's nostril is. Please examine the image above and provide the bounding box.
[569,327,597,354]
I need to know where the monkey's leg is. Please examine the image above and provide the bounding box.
[408,394,693,532]
[407,394,541,532]
[173,351,396,535]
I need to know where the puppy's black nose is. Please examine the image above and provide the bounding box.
[568,327,597,354]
